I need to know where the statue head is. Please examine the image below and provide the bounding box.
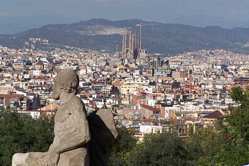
[52,69,79,100]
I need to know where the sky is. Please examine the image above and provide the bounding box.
[1,0,249,34]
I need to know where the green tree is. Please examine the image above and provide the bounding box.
[127,133,201,166]
[108,127,137,166]
[0,111,53,166]
[192,128,222,166]
[228,87,249,142]
[213,87,249,165]
[196,87,249,165]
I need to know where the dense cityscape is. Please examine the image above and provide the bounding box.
[1,39,248,140]
[2,1,249,165]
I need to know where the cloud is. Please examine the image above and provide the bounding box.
[94,0,121,2]
[1,0,249,33]
[0,12,11,17]
[93,0,124,5]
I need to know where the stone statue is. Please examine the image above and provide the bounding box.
[12,69,90,166]
[88,109,118,166]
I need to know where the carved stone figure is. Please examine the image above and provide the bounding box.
[88,110,118,166]
[12,69,90,166]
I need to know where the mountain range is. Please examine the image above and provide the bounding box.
[1,19,249,55]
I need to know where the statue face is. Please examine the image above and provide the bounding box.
[51,69,79,100]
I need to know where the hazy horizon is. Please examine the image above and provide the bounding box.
[1,0,249,34]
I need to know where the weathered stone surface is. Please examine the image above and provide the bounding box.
[12,69,90,166]
[96,110,118,139]
[88,110,118,166]
[12,69,118,166]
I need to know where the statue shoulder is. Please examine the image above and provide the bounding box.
[67,95,82,105]
[68,95,86,111]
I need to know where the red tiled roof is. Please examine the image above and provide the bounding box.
[0,94,25,105]
[203,111,224,119]
[40,103,59,112]
[140,104,160,113]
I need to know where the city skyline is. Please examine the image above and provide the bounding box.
[1,0,249,34]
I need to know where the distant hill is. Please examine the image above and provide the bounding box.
[1,19,249,54]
